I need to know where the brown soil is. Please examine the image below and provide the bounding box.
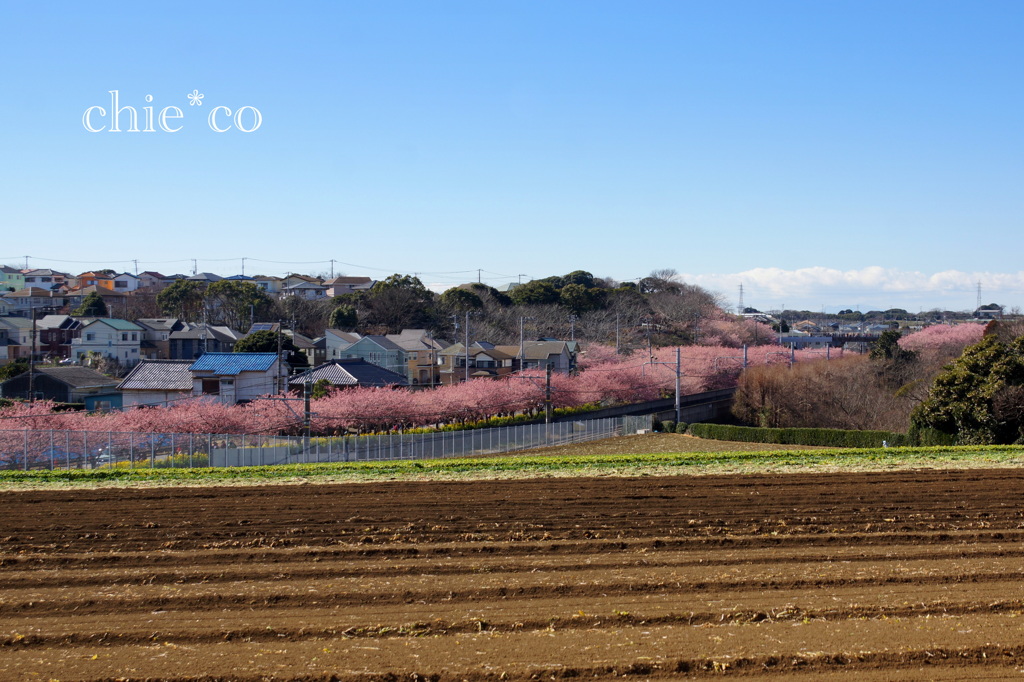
[3,470,1024,680]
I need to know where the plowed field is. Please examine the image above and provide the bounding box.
[3,469,1024,680]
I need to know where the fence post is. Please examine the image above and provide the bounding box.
[49,430,54,470]
[129,432,134,468]
[65,431,70,470]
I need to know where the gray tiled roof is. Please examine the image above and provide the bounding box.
[118,360,194,391]
[35,366,120,389]
[290,359,408,388]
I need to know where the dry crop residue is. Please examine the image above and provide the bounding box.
[3,470,1024,680]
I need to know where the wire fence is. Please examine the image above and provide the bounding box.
[0,415,653,471]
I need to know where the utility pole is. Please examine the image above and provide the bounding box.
[544,363,553,424]
[28,305,37,403]
[569,315,577,342]
[132,259,139,276]
[192,259,198,276]
[478,269,482,284]
[277,322,284,395]
[330,259,335,279]
[646,347,682,424]
[464,310,470,382]
[303,379,312,441]
[241,257,246,277]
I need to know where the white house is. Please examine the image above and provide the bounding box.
[189,352,287,404]
[71,318,143,366]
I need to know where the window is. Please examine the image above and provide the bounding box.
[201,378,219,394]
[121,333,128,341]
[114,281,127,288]
[86,333,95,341]
[131,333,137,341]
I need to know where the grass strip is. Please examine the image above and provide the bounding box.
[2,445,1024,488]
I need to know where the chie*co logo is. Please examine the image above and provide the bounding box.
[82,90,262,133]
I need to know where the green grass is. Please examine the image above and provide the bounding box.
[2,444,1024,488]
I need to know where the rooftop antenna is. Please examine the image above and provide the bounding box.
[192,259,198,276]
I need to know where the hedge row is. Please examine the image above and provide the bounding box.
[687,423,913,448]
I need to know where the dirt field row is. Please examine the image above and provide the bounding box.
[3,470,1024,680]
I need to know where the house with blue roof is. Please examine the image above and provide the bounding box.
[188,352,287,403]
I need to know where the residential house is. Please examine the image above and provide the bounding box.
[137,271,168,291]
[22,269,68,291]
[495,340,577,373]
[0,366,120,405]
[280,280,328,300]
[289,358,409,391]
[111,272,140,293]
[324,276,375,296]
[282,274,320,289]
[0,316,33,360]
[324,329,361,359]
[71,271,115,290]
[252,276,283,295]
[0,266,25,293]
[283,329,322,366]
[168,324,243,360]
[187,272,224,284]
[36,315,83,360]
[118,359,194,408]
[189,352,287,403]
[136,318,188,359]
[71,318,144,366]
[0,295,11,316]
[336,335,407,376]
[437,342,515,384]
[384,329,447,386]
[65,285,129,316]
[2,288,64,316]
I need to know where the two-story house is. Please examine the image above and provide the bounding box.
[437,341,515,384]
[71,318,143,366]
[0,317,33,360]
[136,318,188,359]
[337,335,407,375]
[168,324,243,360]
[495,340,577,373]
[384,329,447,386]
[324,276,375,296]
[0,266,25,293]
[324,329,361,360]
[22,269,68,291]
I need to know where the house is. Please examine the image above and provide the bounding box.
[384,329,447,386]
[280,280,328,300]
[437,342,516,384]
[0,266,25,293]
[65,285,129,315]
[137,271,168,291]
[70,271,115,290]
[0,366,120,404]
[22,269,68,291]
[284,329,322,366]
[36,315,83,360]
[336,335,407,375]
[324,276,375,296]
[71,318,144,366]
[252,276,283,295]
[189,352,287,403]
[282,273,320,288]
[2,288,64,316]
[324,329,361,359]
[289,358,409,391]
[187,272,223,283]
[111,272,140,292]
[780,336,833,350]
[118,359,194,408]
[135,318,188,359]
[0,295,12,316]
[0,316,33,360]
[168,324,243,359]
[495,340,577,373]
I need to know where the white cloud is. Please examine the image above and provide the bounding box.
[680,267,1024,312]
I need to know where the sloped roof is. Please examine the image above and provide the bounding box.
[494,341,571,360]
[136,318,183,332]
[325,276,372,285]
[289,359,408,388]
[118,360,194,391]
[170,324,242,343]
[325,329,361,345]
[6,287,57,298]
[32,366,120,389]
[189,352,278,375]
[355,335,403,351]
[81,318,143,331]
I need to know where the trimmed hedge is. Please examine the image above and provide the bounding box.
[687,423,911,448]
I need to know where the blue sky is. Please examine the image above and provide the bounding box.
[2,1,1022,313]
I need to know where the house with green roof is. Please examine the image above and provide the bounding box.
[70,318,144,367]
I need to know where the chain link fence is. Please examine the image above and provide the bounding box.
[0,415,653,471]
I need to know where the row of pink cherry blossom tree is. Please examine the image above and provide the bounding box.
[3,324,983,438]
